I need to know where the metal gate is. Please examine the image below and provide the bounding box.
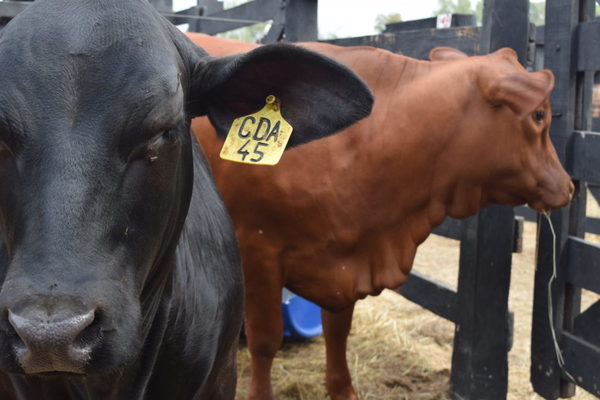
[531,0,600,398]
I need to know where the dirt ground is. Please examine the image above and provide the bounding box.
[234,193,600,399]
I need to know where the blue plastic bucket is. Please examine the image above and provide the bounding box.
[281,288,323,340]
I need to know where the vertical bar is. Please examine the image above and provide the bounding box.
[193,0,224,33]
[450,1,528,398]
[198,0,224,15]
[451,207,514,399]
[530,0,575,392]
[480,0,529,62]
[531,0,594,398]
[283,0,317,42]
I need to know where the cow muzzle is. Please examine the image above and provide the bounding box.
[4,303,100,374]
[528,178,575,212]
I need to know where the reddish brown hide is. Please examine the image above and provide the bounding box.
[187,33,573,400]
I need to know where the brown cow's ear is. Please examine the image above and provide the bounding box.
[484,70,555,119]
[429,47,468,61]
[488,47,518,61]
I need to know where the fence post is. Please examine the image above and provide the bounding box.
[450,1,529,399]
[283,0,317,42]
[530,0,596,398]
[450,207,514,400]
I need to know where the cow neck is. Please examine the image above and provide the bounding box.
[366,57,483,250]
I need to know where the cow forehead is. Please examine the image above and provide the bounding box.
[0,0,179,73]
[0,0,186,138]
[1,3,176,66]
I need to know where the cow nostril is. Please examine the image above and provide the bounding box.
[73,310,103,348]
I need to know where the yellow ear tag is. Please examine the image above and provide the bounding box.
[220,95,293,165]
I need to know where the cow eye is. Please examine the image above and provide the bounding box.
[148,129,177,146]
[533,110,545,123]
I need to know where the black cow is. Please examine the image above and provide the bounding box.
[0,0,373,398]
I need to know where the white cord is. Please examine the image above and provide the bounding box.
[542,211,576,383]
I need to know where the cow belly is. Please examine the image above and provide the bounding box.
[278,234,415,312]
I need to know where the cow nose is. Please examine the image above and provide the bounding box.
[7,308,98,374]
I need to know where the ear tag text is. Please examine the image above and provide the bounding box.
[220,95,293,165]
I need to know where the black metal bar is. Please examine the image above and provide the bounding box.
[196,0,224,15]
[322,27,482,59]
[161,12,262,25]
[573,300,600,348]
[449,1,529,397]
[480,0,529,64]
[562,332,600,397]
[190,0,278,35]
[576,19,600,71]
[515,205,538,222]
[166,7,203,32]
[433,216,523,253]
[450,206,515,400]
[282,0,317,42]
[566,236,600,294]
[590,185,600,203]
[531,0,585,397]
[432,218,463,241]
[396,271,457,322]
[384,13,476,33]
[586,217,600,235]
[569,131,600,184]
[513,216,524,254]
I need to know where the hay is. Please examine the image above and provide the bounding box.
[234,192,600,399]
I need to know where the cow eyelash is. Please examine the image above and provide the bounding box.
[533,110,545,123]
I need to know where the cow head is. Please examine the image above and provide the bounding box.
[0,0,372,375]
[430,47,573,213]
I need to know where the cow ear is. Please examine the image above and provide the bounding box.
[188,43,374,148]
[429,47,468,61]
[488,47,519,61]
[484,70,555,119]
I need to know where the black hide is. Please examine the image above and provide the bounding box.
[0,0,373,399]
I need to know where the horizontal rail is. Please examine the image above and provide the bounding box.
[569,131,600,185]
[566,236,600,295]
[574,301,600,348]
[396,270,457,322]
[191,0,278,35]
[587,217,600,236]
[432,217,463,241]
[161,12,262,25]
[322,26,482,59]
[562,332,600,397]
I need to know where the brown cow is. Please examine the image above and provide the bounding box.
[187,33,574,400]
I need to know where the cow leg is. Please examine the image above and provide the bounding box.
[322,304,358,400]
[245,275,283,400]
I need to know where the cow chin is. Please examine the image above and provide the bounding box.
[526,179,575,213]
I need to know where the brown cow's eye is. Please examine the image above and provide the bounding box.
[533,110,545,123]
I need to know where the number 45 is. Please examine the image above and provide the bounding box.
[238,140,268,163]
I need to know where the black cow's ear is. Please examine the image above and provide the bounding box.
[188,43,374,148]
